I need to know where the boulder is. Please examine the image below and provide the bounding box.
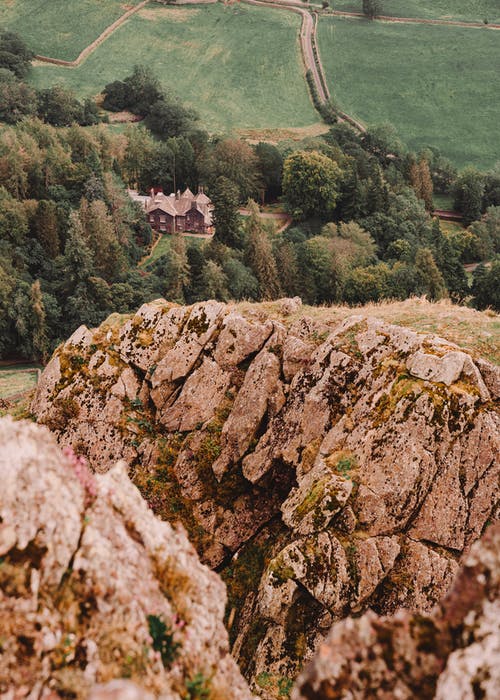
[292,523,500,700]
[0,417,252,700]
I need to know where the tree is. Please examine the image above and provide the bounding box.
[255,142,283,202]
[0,31,33,78]
[145,99,196,139]
[362,123,403,166]
[409,154,433,211]
[200,260,229,301]
[325,221,377,272]
[274,239,300,297]
[211,176,241,248]
[343,263,391,304]
[79,199,125,282]
[37,86,84,126]
[223,257,259,300]
[472,259,500,311]
[453,168,485,226]
[34,200,60,258]
[30,280,48,362]
[245,202,282,300]
[0,68,37,123]
[304,235,340,303]
[362,0,382,19]
[63,211,94,294]
[414,247,447,300]
[282,150,342,220]
[201,139,262,201]
[468,206,500,259]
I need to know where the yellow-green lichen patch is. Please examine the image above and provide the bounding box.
[332,321,368,361]
[372,374,424,427]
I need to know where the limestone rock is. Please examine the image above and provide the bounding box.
[118,300,186,372]
[0,417,252,700]
[30,302,500,697]
[281,457,352,535]
[213,312,274,368]
[215,347,282,480]
[292,523,500,700]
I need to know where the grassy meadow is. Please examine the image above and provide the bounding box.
[0,365,40,400]
[318,17,500,169]
[30,3,318,132]
[331,0,500,23]
[0,0,143,61]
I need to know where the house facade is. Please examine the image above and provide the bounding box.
[128,187,213,234]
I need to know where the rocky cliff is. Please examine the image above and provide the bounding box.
[0,416,252,699]
[292,521,500,700]
[31,299,500,696]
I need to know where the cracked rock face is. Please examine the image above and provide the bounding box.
[0,417,252,700]
[292,522,500,700]
[31,301,500,697]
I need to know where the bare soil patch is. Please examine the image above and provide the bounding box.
[237,122,329,143]
[138,7,200,21]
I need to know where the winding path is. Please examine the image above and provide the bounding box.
[34,1,148,67]
[241,0,328,103]
[32,0,497,134]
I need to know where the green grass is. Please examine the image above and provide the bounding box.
[318,17,500,169]
[30,3,318,132]
[439,220,464,236]
[0,365,40,399]
[142,233,205,268]
[0,0,143,62]
[433,193,455,210]
[330,0,500,23]
[142,234,172,268]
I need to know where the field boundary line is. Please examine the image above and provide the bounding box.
[331,10,500,30]
[34,1,148,67]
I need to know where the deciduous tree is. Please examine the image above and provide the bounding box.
[282,150,342,220]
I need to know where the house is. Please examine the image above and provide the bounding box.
[128,187,213,234]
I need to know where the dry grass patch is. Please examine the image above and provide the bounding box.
[138,7,200,21]
[236,297,500,364]
[237,123,330,144]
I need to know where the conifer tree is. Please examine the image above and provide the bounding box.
[63,211,94,293]
[415,247,447,300]
[34,200,60,258]
[211,176,240,248]
[418,157,434,211]
[30,279,48,362]
[245,202,282,300]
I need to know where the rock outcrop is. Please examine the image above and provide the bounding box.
[31,300,500,696]
[0,417,252,699]
[292,521,500,700]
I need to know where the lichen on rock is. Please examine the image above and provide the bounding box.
[29,300,500,697]
[0,416,252,699]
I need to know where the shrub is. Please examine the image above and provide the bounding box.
[147,614,180,669]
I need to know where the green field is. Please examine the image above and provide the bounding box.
[0,365,40,400]
[30,3,318,132]
[331,0,500,23]
[318,17,500,169]
[0,0,143,61]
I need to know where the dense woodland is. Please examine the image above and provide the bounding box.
[0,33,499,361]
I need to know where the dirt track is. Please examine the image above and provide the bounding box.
[331,10,500,30]
[34,1,148,67]
[33,0,494,134]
